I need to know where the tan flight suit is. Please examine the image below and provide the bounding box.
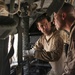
[32,29,64,75]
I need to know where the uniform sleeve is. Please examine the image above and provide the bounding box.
[32,36,43,51]
[34,35,64,62]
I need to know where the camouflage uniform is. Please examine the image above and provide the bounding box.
[62,24,75,75]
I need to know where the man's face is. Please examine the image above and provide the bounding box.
[54,12,65,30]
[37,18,51,35]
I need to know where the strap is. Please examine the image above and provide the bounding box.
[6,36,14,60]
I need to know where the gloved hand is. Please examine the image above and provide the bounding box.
[23,49,35,57]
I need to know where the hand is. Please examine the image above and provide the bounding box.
[23,49,35,57]
[22,49,35,61]
[23,50,29,57]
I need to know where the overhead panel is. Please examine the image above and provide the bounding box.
[46,0,64,16]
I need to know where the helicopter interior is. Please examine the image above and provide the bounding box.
[0,0,75,75]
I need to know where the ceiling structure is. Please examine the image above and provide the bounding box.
[3,0,53,26]
[0,0,75,39]
[1,0,75,19]
[3,0,75,25]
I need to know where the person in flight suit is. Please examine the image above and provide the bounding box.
[24,13,65,75]
[54,3,75,75]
